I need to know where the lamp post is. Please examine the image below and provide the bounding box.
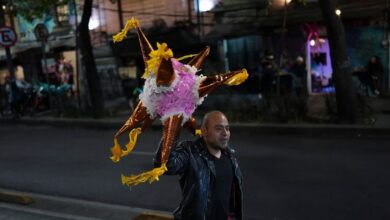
[34,23,54,112]
[196,0,201,38]
[385,0,390,94]
[0,0,15,80]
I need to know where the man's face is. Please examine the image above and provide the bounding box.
[202,113,230,150]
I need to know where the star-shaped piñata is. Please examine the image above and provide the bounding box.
[110,17,248,187]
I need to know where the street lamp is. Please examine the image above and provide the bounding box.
[273,0,292,9]
[1,0,15,28]
[335,9,341,16]
[310,39,316,46]
[88,7,100,30]
[197,0,218,12]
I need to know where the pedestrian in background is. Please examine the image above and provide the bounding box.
[289,56,307,96]
[260,50,278,101]
[366,55,384,96]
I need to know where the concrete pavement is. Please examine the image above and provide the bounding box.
[0,188,172,220]
[0,96,389,219]
[1,119,390,219]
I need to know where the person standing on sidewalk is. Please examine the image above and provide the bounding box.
[155,111,243,220]
[366,55,384,96]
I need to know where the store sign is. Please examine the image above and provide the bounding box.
[0,26,17,47]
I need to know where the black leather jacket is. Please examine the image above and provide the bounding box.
[155,138,243,220]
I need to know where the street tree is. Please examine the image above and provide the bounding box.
[78,0,104,118]
[318,0,357,123]
[9,1,67,20]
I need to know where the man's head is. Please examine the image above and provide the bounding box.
[201,111,230,151]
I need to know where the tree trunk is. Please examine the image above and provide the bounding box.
[318,0,357,123]
[78,0,104,118]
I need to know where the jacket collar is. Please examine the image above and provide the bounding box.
[194,137,233,159]
[194,137,211,159]
[194,138,216,177]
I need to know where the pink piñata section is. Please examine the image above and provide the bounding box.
[155,59,198,118]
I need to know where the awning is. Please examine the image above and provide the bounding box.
[0,35,76,61]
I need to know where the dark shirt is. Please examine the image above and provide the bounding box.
[211,152,234,220]
[290,63,306,79]
[367,62,383,77]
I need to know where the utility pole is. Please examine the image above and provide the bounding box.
[0,0,15,79]
[187,0,192,23]
[385,0,390,94]
[72,0,82,112]
[34,23,54,113]
[0,1,5,26]
[117,0,123,29]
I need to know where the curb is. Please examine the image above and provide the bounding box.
[0,188,172,220]
[1,117,390,137]
[0,191,33,205]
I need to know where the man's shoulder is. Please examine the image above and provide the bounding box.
[178,139,195,145]
[177,139,199,151]
[176,138,205,152]
[177,140,195,148]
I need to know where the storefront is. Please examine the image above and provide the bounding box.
[306,37,334,94]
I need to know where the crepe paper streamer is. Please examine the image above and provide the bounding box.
[110,128,141,162]
[113,17,139,43]
[144,43,173,79]
[121,163,168,186]
[122,128,142,156]
[195,129,202,136]
[176,54,197,61]
[223,69,249,86]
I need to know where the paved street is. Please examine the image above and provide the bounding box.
[0,124,389,219]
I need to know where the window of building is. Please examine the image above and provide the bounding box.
[57,3,69,23]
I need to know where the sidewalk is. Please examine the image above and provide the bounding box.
[0,99,389,219]
[2,95,390,135]
[0,188,172,220]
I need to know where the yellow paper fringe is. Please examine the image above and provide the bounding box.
[121,163,168,186]
[122,127,142,156]
[223,69,249,86]
[195,129,202,136]
[110,127,142,163]
[176,54,197,61]
[112,17,140,43]
[143,42,173,79]
[110,138,122,163]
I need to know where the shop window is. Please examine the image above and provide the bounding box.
[57,4,69,23]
